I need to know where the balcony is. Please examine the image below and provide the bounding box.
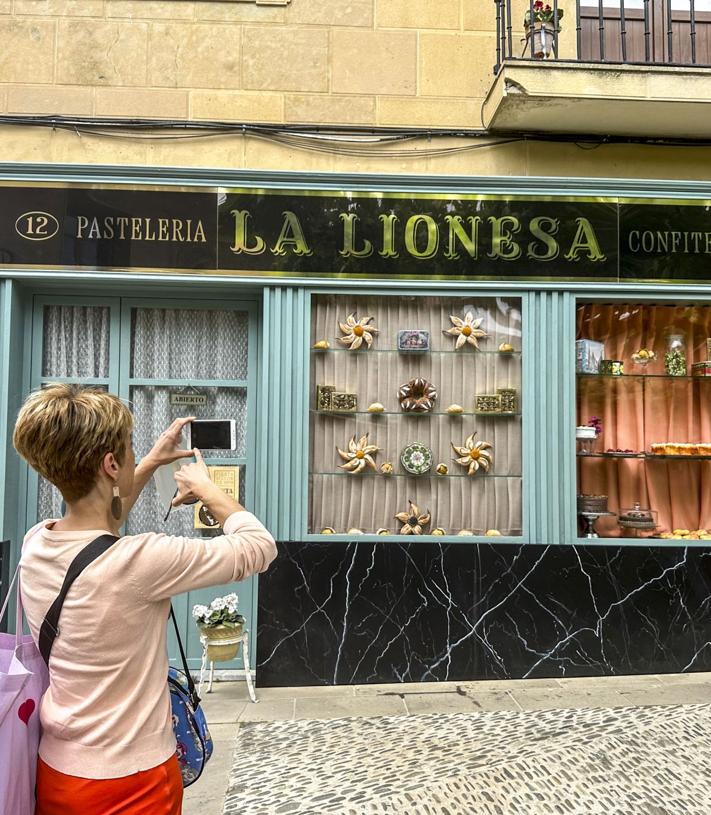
[483,0,711,138]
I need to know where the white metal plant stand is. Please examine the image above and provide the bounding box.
[197,628,257,703]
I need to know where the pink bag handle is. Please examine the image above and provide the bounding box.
[0,564,24,648]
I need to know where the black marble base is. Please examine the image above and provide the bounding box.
[256,541,711,687]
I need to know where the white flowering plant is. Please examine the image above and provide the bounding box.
[192,593,245,629]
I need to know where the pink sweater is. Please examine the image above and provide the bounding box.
[19,511,277,779]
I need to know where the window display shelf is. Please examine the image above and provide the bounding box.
[311,471,521,479]
[578,452,711,461]
[310,410,521,417]
[577,373,711,381]
[312,349,520,356]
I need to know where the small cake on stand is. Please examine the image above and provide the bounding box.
[577,494,616,538]
[576,425,597,455]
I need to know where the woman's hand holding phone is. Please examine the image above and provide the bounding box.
[144,416,196,469]
[172,449,243,525]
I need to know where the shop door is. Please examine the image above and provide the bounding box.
[26,295,259,675]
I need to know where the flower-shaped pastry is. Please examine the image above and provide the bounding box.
[395,499,431,535]
[443,312,488,350]
[451,432,493,475]
[338,313,379,350]
[337,433,380,474]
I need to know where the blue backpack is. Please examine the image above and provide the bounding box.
[168,607,213,787]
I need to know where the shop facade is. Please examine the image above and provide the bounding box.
[2,167,711,686]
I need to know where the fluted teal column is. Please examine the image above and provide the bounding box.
[255,286,310,541]
[525,290,576,545]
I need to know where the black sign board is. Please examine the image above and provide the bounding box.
[1,183,710,283]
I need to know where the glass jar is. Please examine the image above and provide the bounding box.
[664,332,687,376]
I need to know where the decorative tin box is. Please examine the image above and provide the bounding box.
[397,329,430,352]
[497,388,517,413]
[330,392,358,412]
[576,339,605,373]
[316,385,335,411]
[692,361,711,377]
[475,394,501,414]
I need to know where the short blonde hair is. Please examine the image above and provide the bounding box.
[13,384,134,502]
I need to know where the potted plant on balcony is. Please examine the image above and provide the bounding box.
[524,1,564,59]
[192,593,245,662]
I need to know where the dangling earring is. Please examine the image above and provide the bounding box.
[111,485,122,521]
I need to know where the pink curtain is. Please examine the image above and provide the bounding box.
[577,304,711,537]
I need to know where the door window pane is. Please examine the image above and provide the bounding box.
[130,386,247,459]
[42,305,110,378]
[131,308,249,380]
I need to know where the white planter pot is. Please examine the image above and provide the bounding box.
[527,22,557,59]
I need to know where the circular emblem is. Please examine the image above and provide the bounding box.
[15,211,59,241]
[400,443,433,475]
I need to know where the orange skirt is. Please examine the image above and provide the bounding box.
[35,755,183,815]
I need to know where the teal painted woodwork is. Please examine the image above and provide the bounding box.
[14,292,261,673]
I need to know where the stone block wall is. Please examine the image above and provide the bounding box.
[0,0,524,128]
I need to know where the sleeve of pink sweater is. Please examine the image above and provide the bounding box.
[125,510,277,601]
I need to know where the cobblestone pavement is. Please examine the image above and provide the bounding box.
[223,702,711,815]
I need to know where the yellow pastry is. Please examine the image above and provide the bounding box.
[312,339,330,350]
[673,529,690,536]
[485,529,502,536]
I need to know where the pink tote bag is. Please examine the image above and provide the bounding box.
[0,566,49,815]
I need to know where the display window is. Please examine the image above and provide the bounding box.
[576,302,711,541]
[308,294,523,538]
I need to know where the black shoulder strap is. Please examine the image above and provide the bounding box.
[39,534,119,665]
[170,605,201,708]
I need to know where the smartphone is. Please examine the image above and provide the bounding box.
[187,419,237,450]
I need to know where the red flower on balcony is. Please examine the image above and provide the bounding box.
[525,1,564,28]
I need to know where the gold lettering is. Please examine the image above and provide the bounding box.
[706,233,711,253]
[194,220,206,243]
[487,216,521,261]
[172,220,184,242]
[339,213,373,258]
[564,218,607,263]
[271,211,312,256]
[144,217,155,241]
[527,216,559,261]
[230,210,266,255]
[103,218,114,240]
[131,218,141,240]
[628,230,640,252]
[378,213,399,258]
[76,216,88,239]
[117,217,128,240]
[404,214,439,260]
[444,215,481,260]
[159,219,169,241]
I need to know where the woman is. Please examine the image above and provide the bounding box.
[13,383,277,815]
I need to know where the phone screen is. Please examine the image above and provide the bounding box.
[190,420,234,450]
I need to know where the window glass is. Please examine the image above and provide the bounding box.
[131,308,249,380]
[309,295,523,537]
[576,303,711,541]
[42,305,110,378]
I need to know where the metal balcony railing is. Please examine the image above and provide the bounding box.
[495,0,711,72]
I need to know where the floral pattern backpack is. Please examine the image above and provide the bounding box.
[168,607,213,786]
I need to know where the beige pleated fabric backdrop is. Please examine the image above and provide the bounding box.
[309,295,523,536]
[577,303,711,537]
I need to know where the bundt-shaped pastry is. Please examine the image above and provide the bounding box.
[398,378,437,412]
